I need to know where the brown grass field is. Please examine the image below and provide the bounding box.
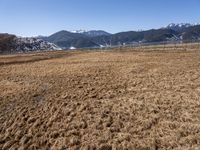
[1,45,200,150]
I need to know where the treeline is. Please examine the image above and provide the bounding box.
[0,34,16,53]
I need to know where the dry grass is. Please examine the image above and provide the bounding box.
[1,46,200,150]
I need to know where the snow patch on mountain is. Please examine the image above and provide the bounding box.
[69,46,76,50]
[70,30,111,37]
[71,30,88,34]
[167,23,192,28]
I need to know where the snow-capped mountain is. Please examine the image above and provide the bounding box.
[167,23,192,28]
[166,23,200,31]
[15,37,62,51]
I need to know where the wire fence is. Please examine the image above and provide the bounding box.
[84,40,200,51]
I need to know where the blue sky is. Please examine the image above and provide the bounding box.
[0,0,200,36]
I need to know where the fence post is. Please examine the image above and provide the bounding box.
[174,42,176,50]
[163,41,166,51]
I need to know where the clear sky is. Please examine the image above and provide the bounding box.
[0,0,200,37]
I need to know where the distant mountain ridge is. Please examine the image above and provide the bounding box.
[41,23,200,49]
[1,23,200,53]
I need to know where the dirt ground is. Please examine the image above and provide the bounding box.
[1,48,200,150]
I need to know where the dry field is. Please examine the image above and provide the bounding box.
[1,47,200,150]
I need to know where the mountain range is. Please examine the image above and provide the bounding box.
[1,23,200,53]
[40,23,200,49]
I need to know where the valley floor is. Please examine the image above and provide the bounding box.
[1,49,200,149]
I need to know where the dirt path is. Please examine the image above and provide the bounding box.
[1,50,200,150]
